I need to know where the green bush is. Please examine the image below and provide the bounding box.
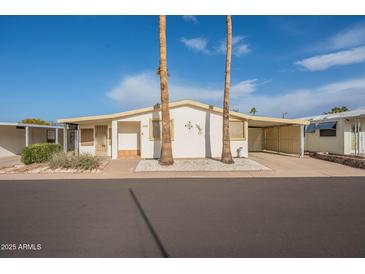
[49,152,100,170]
[21,143,62,165]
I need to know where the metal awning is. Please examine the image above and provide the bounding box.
[305,123,316,133]
[317,121,336,130]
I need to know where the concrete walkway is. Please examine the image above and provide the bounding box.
[1,152,364,180]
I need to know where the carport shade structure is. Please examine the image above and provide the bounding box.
[247,116,308,157]
[0,122,77,156]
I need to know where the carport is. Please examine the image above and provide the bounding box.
[247,116,309,157]
[0,122,78,158]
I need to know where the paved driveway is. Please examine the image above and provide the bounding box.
[1,177,365,257]
[0,156,21,168]
[1,152,365,180]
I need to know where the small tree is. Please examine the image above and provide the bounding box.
[324,106,349,114]
[21,118,50,125]
[249,107,257,116]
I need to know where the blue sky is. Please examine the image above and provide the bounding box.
[1,15,365,122]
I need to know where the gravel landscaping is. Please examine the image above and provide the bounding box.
[0,158,111,174]
[135,158,271,172]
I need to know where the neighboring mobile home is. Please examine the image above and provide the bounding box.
[0,122,77,158]
[58,100,309,160]
[304,109,365,155]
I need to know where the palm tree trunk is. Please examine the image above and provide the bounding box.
[221,15,234,164]
[158,15,174,165]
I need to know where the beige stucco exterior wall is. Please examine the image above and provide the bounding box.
[305,119,345,154]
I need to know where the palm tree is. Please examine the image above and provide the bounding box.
[221,15,234,164]
[249,107,257,116]
[158,15,174,165]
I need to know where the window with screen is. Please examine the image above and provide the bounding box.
[229,121,245,140]
[319,122,336,137]
[47,129,56,143]
[81,128,94,146]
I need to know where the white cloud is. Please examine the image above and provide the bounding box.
[237,77,365,117]
[329,21,365,50]
[180,37,210,54]
[107,72,257,107]
[295,46,365,71]
[231,79,257,96]
[182,15,198,24]
[218,35,251,57]
[107,72,365,118]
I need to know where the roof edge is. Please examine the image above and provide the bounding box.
[57,99,309,125]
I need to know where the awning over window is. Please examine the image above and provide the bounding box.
[318,121,337,130]
[305,123,316,133]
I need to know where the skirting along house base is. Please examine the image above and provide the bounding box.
[58,100,309,160]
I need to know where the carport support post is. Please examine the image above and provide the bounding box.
[300,125,305,158]
[55,128,59,144]
[63,126,67,152]
[75,127,79,154]
[25,126,29,147]
[112,120,118,160]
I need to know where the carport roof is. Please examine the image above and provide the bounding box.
[0,122,65,129]
[58,99,309,126]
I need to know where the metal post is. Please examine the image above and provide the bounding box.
[55,128,59,144]
[112,120,118,160]
[277,126,280,153]
[75,128,79,154]
[358,118,361,156]
[300,125,305,158]
[25,126,29,147]
[63,127,67,152]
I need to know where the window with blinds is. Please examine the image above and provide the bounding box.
[229,121,245,140]
[81,128,94,146]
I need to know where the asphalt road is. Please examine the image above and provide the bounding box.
[0,177,365,258]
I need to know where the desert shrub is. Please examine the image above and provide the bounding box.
[49,152,71,169]
[49,152,100,170]
[71,154,101,170]
[21,143,62,165]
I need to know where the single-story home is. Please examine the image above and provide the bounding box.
[304,109,365,155]
[0,122,77,158]
[58,100,309,159]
